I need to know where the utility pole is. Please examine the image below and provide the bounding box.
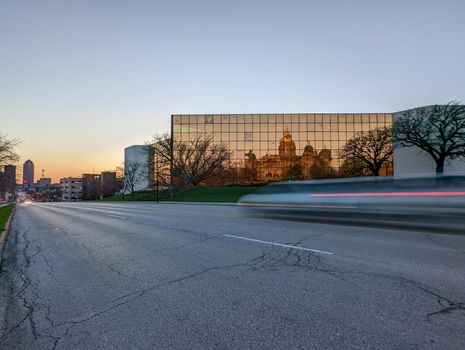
[156,149,159,203]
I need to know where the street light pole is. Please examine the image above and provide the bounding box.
[156,149,159,203]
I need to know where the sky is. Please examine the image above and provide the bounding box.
[1,0,465,182]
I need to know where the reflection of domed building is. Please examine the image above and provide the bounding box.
[300,144,317,178]
[242,130,334,183]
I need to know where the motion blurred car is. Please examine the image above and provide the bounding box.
[239,174,465,233]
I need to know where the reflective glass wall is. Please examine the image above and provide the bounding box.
[172,113,393,183]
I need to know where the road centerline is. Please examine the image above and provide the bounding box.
[223,234,334,255]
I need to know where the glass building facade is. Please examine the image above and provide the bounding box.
[172,113,393,184]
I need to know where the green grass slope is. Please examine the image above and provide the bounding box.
[0,204,14,231]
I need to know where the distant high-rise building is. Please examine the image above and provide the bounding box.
[23,159,34,189]
[3,165,17,200]
[4,165,16,185]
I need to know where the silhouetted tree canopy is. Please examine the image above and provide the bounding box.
[123,161,144,199]
[0,133,20,167]
[394,102,465,173]
[148,133,231,189]
[340,127,393,176]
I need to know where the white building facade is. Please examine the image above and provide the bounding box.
[60,177,82,201]
[124,145,151,192]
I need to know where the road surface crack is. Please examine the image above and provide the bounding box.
[42,258,257,345]
[426,234,465,254]
[0,221,41,344]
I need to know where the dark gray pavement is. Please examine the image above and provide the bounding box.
[1,202,464,349]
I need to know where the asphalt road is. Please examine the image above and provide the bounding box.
[1,202,464,349]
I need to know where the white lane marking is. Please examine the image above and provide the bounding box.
[108,214,126,219]
[223,234,334,255]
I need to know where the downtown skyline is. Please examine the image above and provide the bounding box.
[1,0,465,182]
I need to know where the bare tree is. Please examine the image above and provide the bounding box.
[123,161,144,199]
[144,140,170,190]
[339,127,393,176]
[0,134,20,198]
[339,158,366,177]
[115,166,124,180]
[0,133,20,167]
[394,102,465,173]
[148,133,231,189]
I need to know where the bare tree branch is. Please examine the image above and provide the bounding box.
[0,133,20,167]
[394,102,465,173]
[147,133,231,189]
[123,161,144,199]
[340,127,393,176]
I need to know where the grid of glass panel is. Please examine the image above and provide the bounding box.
[172,113,393,182]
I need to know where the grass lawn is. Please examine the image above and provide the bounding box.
[172,186,262,203]
[99,190,171,202]
[99,186,262,203]
[0,204,14,231]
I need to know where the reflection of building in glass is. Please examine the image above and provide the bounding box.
[172,113,393,184]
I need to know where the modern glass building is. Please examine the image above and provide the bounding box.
[172,113,393,184]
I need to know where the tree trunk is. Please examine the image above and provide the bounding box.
[435,158,445,174]
[370,164,380,176]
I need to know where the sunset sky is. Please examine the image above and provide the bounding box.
[1,0,465,182]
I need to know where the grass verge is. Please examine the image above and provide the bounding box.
[0,204,14,231]
[98,186,262,203]
[172,186,262,203]
[98,190,171,202]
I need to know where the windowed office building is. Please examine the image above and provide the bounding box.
[172,113,393,184]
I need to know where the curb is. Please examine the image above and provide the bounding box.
[0,205,16,267]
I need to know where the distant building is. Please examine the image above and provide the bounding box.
[23,160,34,189]
[60,177,82,201]
[124,145,152,191]
[171,107,464,185]
[81,174,100,200]
[3,165,17,200]
[36,169,52,189]
[100,171,118,198]
[0,165,16,201]
[4,165,16,184]
[171,113,393,185]
[37,177,52,188]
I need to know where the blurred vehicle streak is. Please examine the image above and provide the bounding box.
[239,175,465,233]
